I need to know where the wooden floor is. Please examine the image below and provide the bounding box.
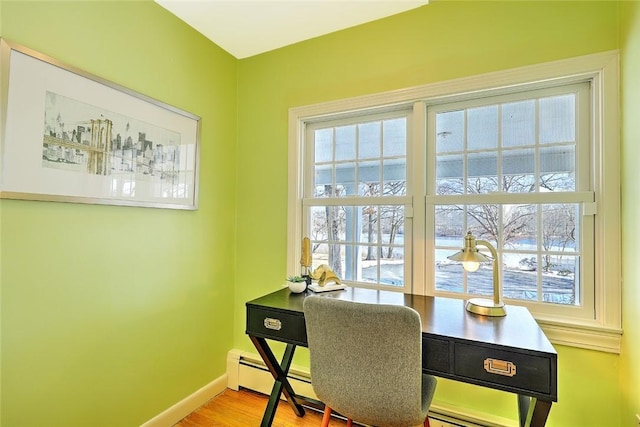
[174,388,348,426]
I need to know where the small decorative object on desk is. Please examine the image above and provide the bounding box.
[310,264,342,286]
[287,276,307,293]
[292,238,346,293]
[300,237,313,285]
[307,264,346,292]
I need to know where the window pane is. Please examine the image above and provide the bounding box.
[309,205,347,242]
[503,204,536,247]
[467,152,498,193]
[314,184,346,198]
[542,256,577,305]
[503,148,535,193]
[315,128,333,163]
[503,174,537,194]
[380,206,404,244]
[383,159,406,196]
[436,154,463,195]
[540,145,575,191]
[540,94,575,144]
[503,254,538,301]
[336,162,356,195]
[502,100,535,147]
[435,248,465,292]
[436,110,464,153]
[468,105,498,150]
[435,206,464,244]
[359,183,380,198]
[502,149,536,175]
[467,176,498,194]
[436,153,463,179]
[466,206,498,247]
[358,161,380,196]
[358,121,380,159]
[542,204,577,254]
[436,177,463,196]
[383,118,406,157]
[314,163,332,197]
[335,125,356,161]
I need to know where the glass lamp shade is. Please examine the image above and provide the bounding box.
[462,261,480,272]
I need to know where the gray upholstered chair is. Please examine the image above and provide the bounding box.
[303,296,437,427]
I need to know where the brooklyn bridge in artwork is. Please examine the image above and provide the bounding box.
[42,91,184,193]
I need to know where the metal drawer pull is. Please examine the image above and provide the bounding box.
[484,358,516,377]
[264,317,282,331]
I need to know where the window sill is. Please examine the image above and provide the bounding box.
[537,319,622,354]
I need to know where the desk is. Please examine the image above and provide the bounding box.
[246,288,557,427]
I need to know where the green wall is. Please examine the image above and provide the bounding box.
[0,1,238,426]
[234,2,625,426]
[620,1,640,425]
[2,1,639,426]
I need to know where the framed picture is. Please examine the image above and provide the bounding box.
[0,38,201,210]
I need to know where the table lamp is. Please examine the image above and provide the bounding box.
[447,231,507,317]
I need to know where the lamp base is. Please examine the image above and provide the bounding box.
[465,298,507,317]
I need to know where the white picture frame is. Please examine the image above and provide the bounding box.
[0,38,201,210]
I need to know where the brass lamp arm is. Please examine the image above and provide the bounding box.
[475,240,501,306]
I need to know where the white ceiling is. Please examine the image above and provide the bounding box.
[155,0,428,59]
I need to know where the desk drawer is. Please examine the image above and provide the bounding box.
[423,337,450,373]
[454,343,551,395]
[246,307,307,345]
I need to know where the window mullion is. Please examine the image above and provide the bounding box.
[303,196,412,207]
[426,191,593,205]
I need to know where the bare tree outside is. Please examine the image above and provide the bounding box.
[541,204,576,273]
[361,182,379,261]
[381,180,405,258]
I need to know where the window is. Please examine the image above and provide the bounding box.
[302,112,413,292]
[428,83,595,321]
[288,51,620,351]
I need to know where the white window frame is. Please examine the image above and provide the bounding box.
[288,51,621,352]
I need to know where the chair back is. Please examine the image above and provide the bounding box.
[303,296,427,427]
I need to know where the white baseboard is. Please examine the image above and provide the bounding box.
[140,374,228,427]
[227,349,517,427]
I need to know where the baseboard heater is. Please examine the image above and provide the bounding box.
[226,350,515,427]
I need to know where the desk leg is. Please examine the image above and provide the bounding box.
[517,395,552,427]
[249,336,306,426]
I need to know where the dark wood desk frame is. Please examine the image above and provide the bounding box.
[246,288,557,427]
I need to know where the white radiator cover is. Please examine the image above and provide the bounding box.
[227,349,517,427]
